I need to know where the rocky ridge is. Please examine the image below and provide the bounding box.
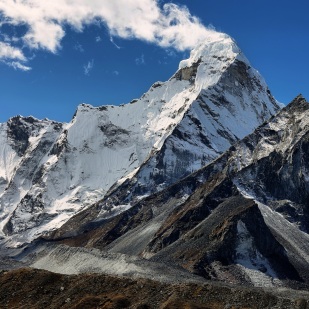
[42,96,309,290]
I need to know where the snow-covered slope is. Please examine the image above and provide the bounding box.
[0,117,63,244]
[0,32,280,247]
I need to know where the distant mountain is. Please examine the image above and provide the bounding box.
[48,95,309,289]
[0,32,280,248]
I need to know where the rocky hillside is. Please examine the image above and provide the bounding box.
[0,268,308,309]
[43,96,309,290]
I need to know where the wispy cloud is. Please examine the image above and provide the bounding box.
[74,42,84,53]
[83,59,94,76]
[0,41,30,71]
[7,61,32,71]
[113,70,119,76]
[165,49,176,57]
[0,1,220,70]
[110,36,121,49]
[95,36,102,43]
[135,54,145,66]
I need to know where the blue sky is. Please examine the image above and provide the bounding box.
[0,0,308,123]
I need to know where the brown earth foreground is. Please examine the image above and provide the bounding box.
[0,268,308,309]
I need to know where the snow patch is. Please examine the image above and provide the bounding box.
[235,220,280,287]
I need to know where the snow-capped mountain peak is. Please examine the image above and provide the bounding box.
[0,34,280,247]
[180,33,240,67]
[178,34,243,91]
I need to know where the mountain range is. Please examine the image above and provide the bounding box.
[0,31,308,307]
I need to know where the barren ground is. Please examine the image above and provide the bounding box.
[0,268,308,309]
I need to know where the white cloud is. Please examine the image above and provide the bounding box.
[95,36,102,43]
[0,0,220,69]
[0,42,26,61]
[135,54,145,65]
[0,42,30,71]
[84,59,94,76]
[6,61,32,71]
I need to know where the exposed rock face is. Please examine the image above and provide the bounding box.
[0,117,63,244]
[174,59,201,82]
[0,33,280,247]
[46,96,309,289]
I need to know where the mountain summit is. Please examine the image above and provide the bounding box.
[0,34,280,248]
